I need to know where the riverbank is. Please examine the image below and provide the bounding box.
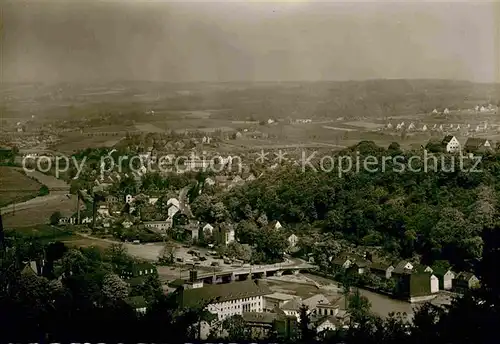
[268,273,416,319]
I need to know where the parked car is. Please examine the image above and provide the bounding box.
[199,256,207,261]
[211,261,219,267]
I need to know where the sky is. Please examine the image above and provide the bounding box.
[3,0,499,83]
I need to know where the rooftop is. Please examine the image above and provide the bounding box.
[181,279,271,308]
[264,292,297,302]
[281,298,302,311]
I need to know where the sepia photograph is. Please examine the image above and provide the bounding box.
[1,0,499,342]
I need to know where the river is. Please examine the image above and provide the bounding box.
[303,273,417,319]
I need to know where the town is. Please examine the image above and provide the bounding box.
[2,0,499,342]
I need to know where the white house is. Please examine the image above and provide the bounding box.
[287,234,299,248]
[180,280,270,321]
[443,108,450,115]
[430,275,439,293]
[432,109,438,114]
[442,135,461,153]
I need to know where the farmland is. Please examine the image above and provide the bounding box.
[1,193,78,228]
[0,166,42,207]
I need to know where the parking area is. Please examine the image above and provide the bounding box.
[171,244,245,269]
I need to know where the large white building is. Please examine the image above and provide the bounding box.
[180,279,271,321]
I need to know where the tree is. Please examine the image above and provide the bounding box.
[50,211,62,225]
[347,288,372,323]
[101,274,129,304]
[222,315,252,341]
[38,185,49,196]
[298,304,314,342]
[104,244,133,274]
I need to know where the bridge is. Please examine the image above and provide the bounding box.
[190,261,317,285]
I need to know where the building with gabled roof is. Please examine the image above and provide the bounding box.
[464,138,492,153]
[442,135,460,153]
[179,279,271,321]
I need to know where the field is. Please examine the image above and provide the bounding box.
[0,166,42,207]
[3,80,499,161]
[52,133,125,154]
[6,224,77,242]
[2,194,79,228]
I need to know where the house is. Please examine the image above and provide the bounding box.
[281,298,302,321]
[315,316,342,334]
[125,295,147,314]
[121,262,157,280]
[464,138,492,154]
[331,256,352,270]
[241,312,279,339]
[443,108,450,115]
[430,274,440,293]
[452,272,480,293]
[392,260,414,275]
[369,262,394,279]
[433,268,455,290]
[303,294,339,317]
[348,259,370,275]
[393,271,435,302]
[179,279,271,321]
[263,293,300,312]
[269,220,282,230]
[442,135,461,153]
[125,194,134,204]
[432,109,438,114]
[287,234,299,248]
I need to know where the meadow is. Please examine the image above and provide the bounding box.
[0,166,42,207]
